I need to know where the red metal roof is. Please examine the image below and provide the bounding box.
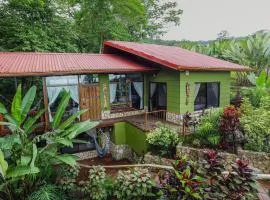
[0,52,156,77]
[104,41,251,71]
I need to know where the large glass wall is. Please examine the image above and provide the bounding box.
[109,73,144,111]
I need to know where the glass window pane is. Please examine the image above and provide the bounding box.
[50,89,79,120]
[46,76,78,86]
[194,83,206,111]
[109,74,144,110]
[207,83,219,108]
[80,74,99,84]
[126,73,143,82]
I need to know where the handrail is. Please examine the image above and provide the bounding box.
[144,110,167,130]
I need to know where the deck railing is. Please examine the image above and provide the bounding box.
[144,110,167,130]
[125,110,182,131]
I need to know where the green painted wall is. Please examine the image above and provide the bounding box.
[99,74,110,111]
[113,122,148,154]
[112,122,126,144]
[179,71,231,113]
[125,123,148,154]
[146,69,181,113]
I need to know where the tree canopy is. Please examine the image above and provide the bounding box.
[0,0,182,53]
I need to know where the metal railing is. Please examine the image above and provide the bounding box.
[144,110,167,130]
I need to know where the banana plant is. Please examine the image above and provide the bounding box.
[0,84,99,200]
[245,71,270,107]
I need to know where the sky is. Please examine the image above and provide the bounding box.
[162,0,270,41]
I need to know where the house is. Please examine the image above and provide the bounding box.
[0,41,250,155]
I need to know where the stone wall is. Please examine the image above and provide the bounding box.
[101,109,146,120]
[110,142,138,162]
[176,145,270,174]
[144,153,174,166]
[238,150,270,174]
[74,150,98,161]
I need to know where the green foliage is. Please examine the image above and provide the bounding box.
[240,97,270,153]
[0,85,98,200]
[0,0,182,53]
[58,165,80,194]
[202,150,257,200]
[0,0,78,52]
[193,109,223,148]
[158,157,204,200]
[26,184,67,200]
[245,71,270,107]
[114,168,155,200]
[87,166,113,200]
[146,123,180,158]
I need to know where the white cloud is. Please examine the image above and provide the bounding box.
[162,0,270,41]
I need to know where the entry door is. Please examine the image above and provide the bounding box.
[79,84,101,121]
[149,82,167,112]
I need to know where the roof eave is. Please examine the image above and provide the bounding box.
[0,68,158,78]
[177,65,253,72]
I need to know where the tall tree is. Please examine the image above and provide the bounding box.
[0,0,78,52]
[75,0,182,52]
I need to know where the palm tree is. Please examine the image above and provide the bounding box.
[222,32,270,85]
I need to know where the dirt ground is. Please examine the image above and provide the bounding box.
[77,155,131,181]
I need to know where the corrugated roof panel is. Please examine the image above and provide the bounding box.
[0,53,156,77]
[104,41,251,71]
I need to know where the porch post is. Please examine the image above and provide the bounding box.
[42,77,49,130]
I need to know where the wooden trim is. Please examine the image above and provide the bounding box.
[0,69,158,78]
[42,77,49,130]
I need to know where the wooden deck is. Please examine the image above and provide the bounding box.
[125,114,182,132]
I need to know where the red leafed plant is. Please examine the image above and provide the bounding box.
[219,106,240,152]
[202,150,257,200]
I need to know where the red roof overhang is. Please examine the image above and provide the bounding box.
[104,41,252,72]
[0,53,157,77]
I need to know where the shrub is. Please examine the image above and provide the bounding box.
[159,157,204,200]
[245,72,270,107]
[114,168,155,200]
[58,165,80,194]
[87,166,113,200]
[26,184,67,200]
[219,106,241,152]
[241,97,270,153]
[193,109,222,148]
[146,123,180,158]
[202,150,257,200]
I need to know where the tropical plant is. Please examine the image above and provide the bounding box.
[0,85,98,200]
[201,150,257,200]
[219,106,241,152]
[146,123,180,158]
[240,97,270,153]
[58,165,80,194]
[161,157,204,200]
[26,184,67,200]
[114,168,155,200]
[244,71,270,107]
[193,109,223,148]
[87,166,113,200]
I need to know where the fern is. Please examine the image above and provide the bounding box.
[27,184,66,200]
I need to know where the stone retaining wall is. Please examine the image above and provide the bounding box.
[144,153,174,166]
[74,150,98,160]
[238,150,270,174]
[176,145,270,174]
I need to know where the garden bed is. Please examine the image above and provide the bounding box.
[176,145,270,173]
[77,155,131,180]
